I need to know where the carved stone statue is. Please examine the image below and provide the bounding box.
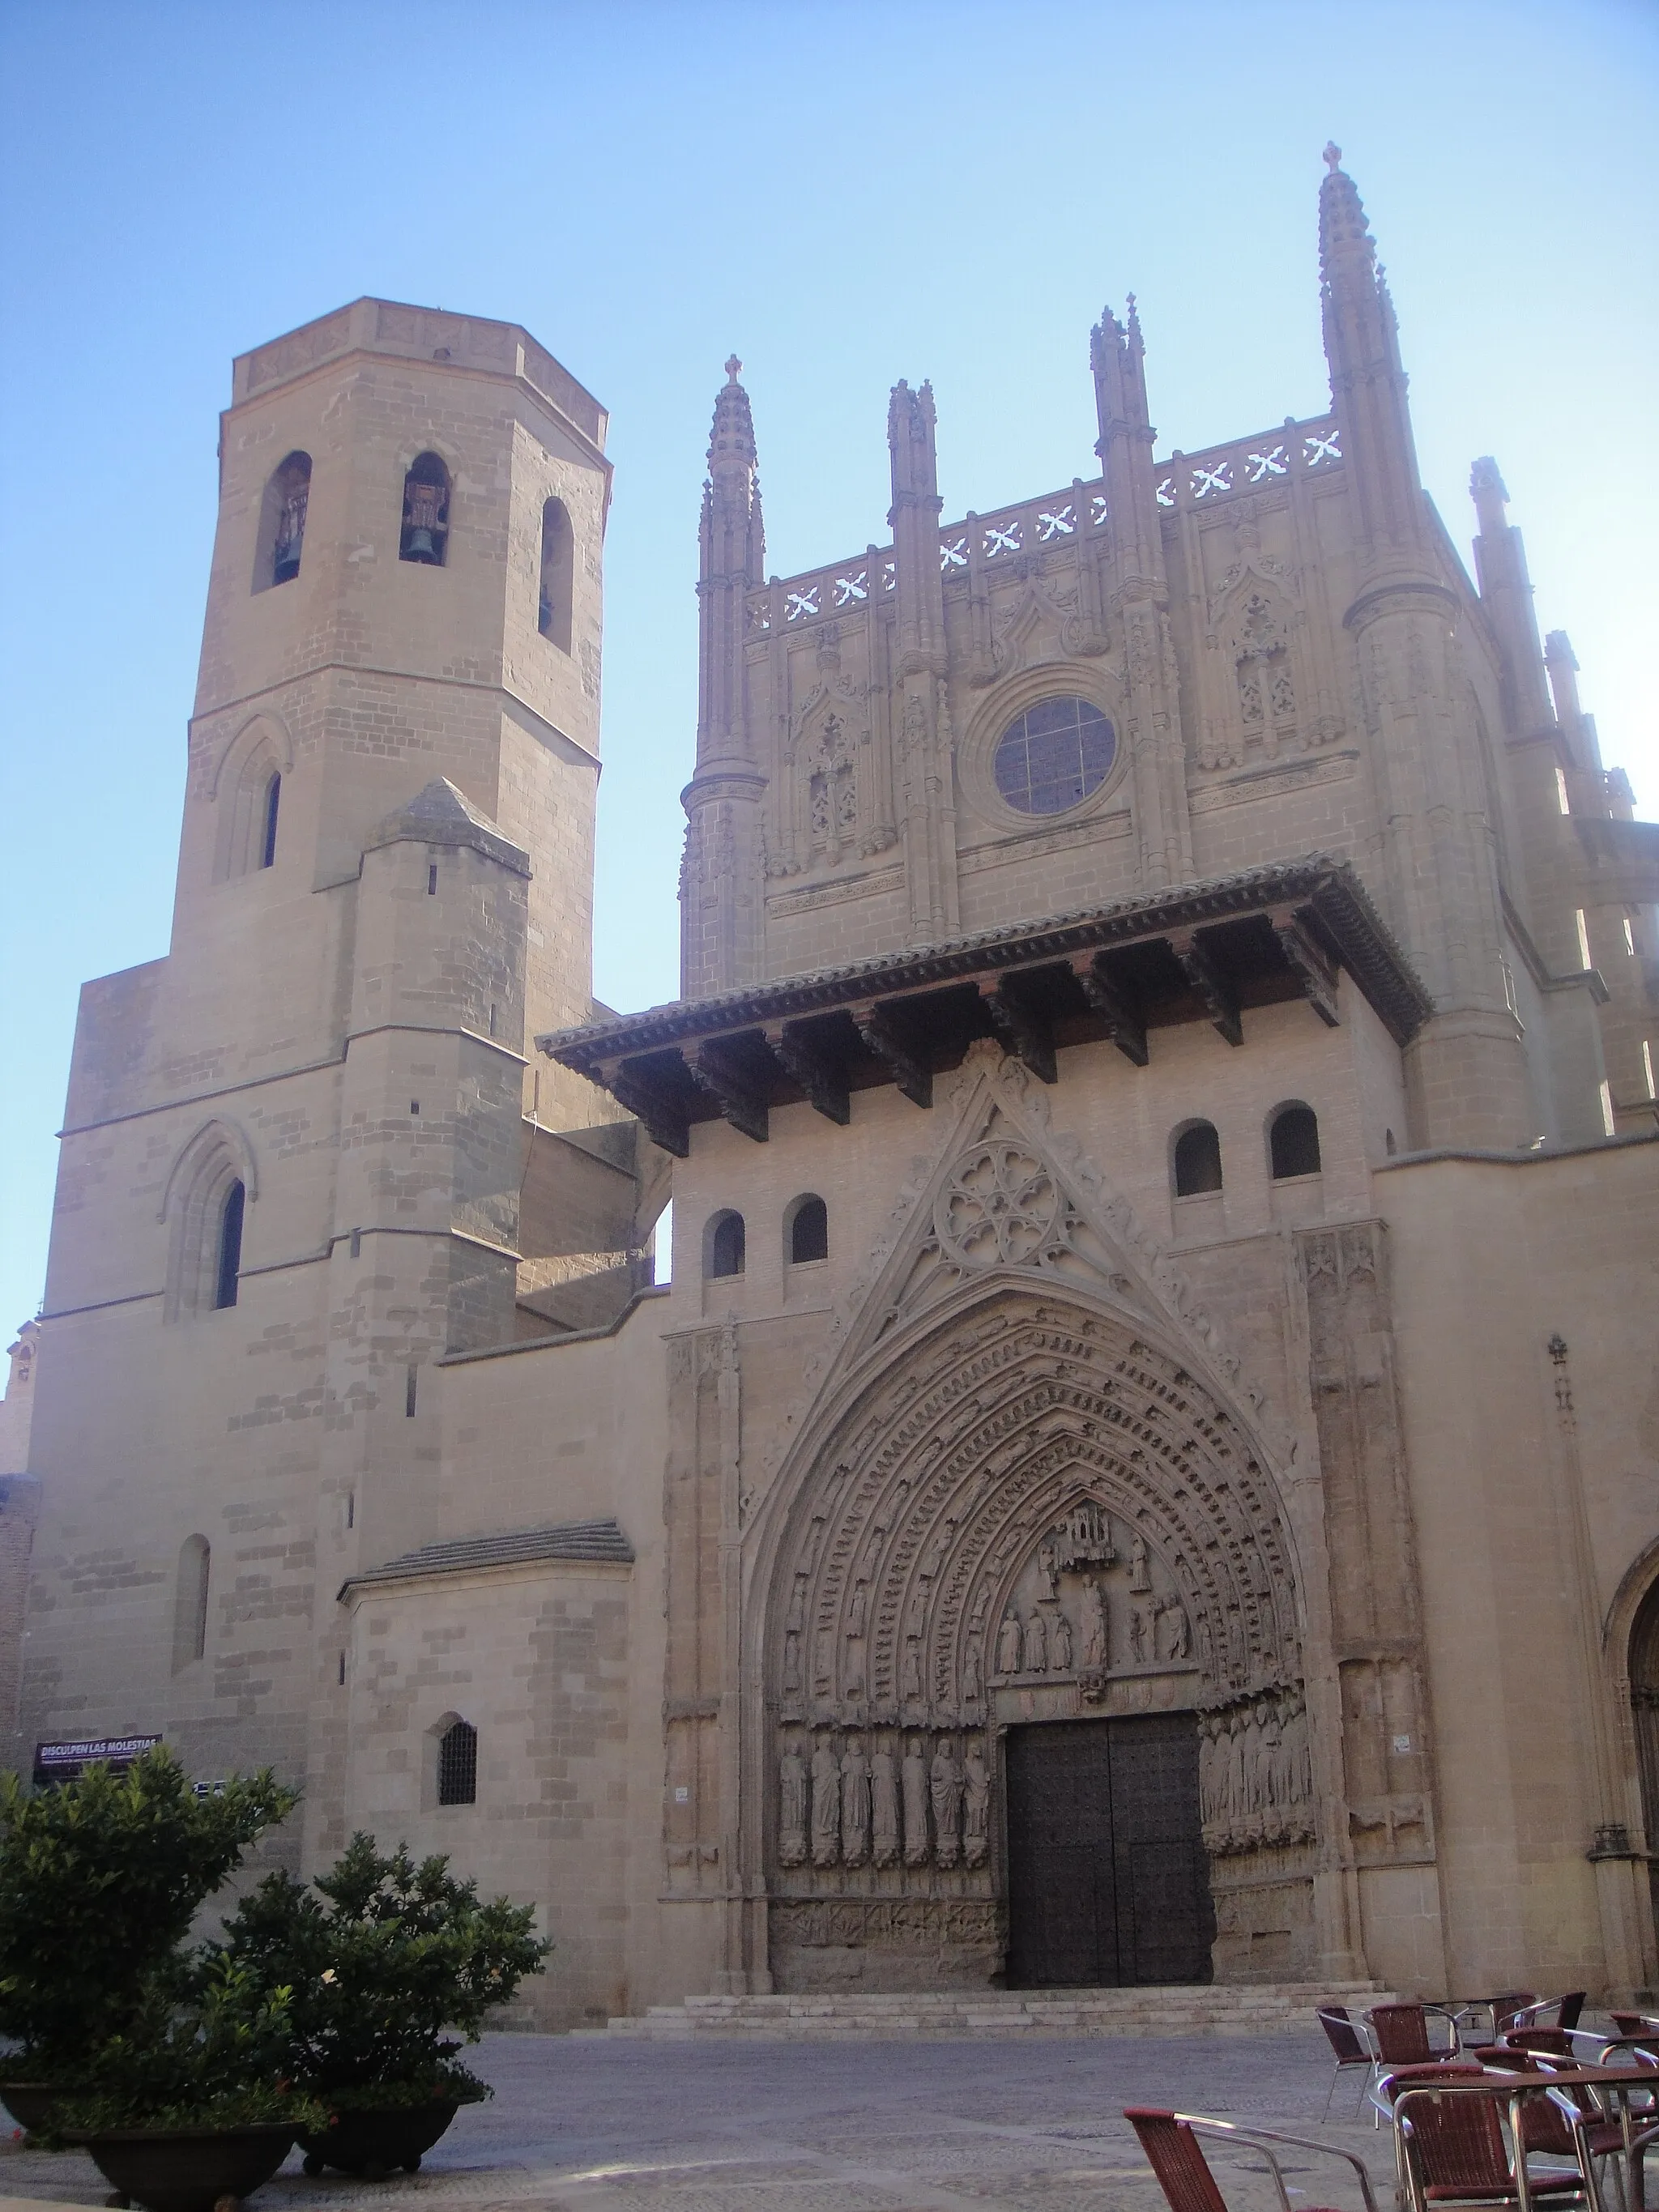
[1128,1531,1150,1593]
[778,1738,807,1866]
[902,1641,923,1701]
[785,1572,807,1634]
[963,1738,990,1866]
[840,1734,872,1865]
[997,1609,1023,1675]
[810,1736,841,1865]
[906,1583,928,1641]
[1049,1608,1073,1673]
[1128,1603,1149,1664]
[847,1578,868,1637]
[963,1635,983,1703]
[1080,1578,1108,1670]
[870,1741,900,1867]
[1023,1610,1047,1673]
[902,1737,930,1865]
[1164,1600,1190,1660]
[931,1736,964,1869]
[783,1630,801,1693]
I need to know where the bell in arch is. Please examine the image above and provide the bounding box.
[400,461,450,566]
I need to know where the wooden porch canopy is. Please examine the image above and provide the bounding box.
[536,857,1434,1158]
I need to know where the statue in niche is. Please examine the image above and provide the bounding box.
[871,1740,901,1867]
[1128,1532,1150,1593]
[902,1642,923,1701]
[962,1739,991,1867]
[840,1734,872,1866]
[778,1737,808,1867]
[1286,1697,1312,1801]
[847,1579,868,1638]
[997,1609,1024,1676]
[1049,1609,1073,1673]
[963,1635,983,1703]
[810,1736,841,1866]
[902,1737,931,1865]
[1154,1596,1189,1661]
[1264,1708,1289,1811]
[1036,1538,1059,1600]
[1023,1611,1047,1673]
[1226,1707,1246,1819]
[783,1631,801,1694]
[814,1630,835,1694]
[922,1517,955,1580]
[1241,1707,1266,1813]
[801,1513,826,1575]
[1128,1604,1149,1664]
[844,1639,865,1698]
[931,1737,964,1869]
[1080,1579,1108,1670]
[786,1573,807,1634]
[906,1583,928,1642]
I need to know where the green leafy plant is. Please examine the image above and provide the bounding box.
[0,1750,296,2081]
[219,1834,548,2105]
[43,1958,327,2141]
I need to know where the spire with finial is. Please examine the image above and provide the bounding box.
[1316,145,1431,572]
[695,355,766,774]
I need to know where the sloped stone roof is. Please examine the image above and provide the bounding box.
[365,778,531,876]
[338,1518,633,1598]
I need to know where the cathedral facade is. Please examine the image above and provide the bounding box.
[4,155,1658,2028]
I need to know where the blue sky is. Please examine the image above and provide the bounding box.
[1,0,1655,1336]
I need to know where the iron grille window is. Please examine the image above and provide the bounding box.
[993,696,1116,816]
[437,1719,477,1805]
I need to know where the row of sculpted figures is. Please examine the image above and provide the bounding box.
[1200,1685,1316,1854]
[778,1728,991,1872]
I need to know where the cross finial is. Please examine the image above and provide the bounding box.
[724,354,743,383]
[1323,141,1342,173]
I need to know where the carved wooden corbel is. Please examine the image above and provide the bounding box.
[1168,929,1243,1046]
[1070,952,1149,1067]
[1270,910,1341,1028]
[978,974,1057,1085]
[689,1039,769,1144]
[610,1056,690,1158]
[765,1021,851,1126]
[852,1002,932,1108]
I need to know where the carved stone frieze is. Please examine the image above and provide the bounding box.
[1199,1685,1316,1856]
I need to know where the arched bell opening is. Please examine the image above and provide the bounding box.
[750,1284,1308,1993]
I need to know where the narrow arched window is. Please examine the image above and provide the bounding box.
[400,452,450,565]
[1173,1122,1223,1197]
[437,1719,477,1805]
[706,1210,745,1279]
[258,451,312,590]
[788,1195,828,1265]
[1269,1103,1322,1180]
[259,772,281,869]
[173,1535,211,1671]
[538,495,574,651]
[215,1179,245,1309]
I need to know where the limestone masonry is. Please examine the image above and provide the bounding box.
[3,155,1657,2026]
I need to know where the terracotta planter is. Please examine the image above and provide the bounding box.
[297,2099,458,2178]
[83,2121,296,2212]
[0,2081,66,2133]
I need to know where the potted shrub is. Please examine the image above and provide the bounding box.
[0,1749,295,2137]
[45,1956,325,2212]
[220,1834,548,2178]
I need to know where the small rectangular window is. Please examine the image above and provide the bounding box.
[1556,765,1572,816]
[1626,917,1638,957]
[428,863,438,896]
[349,1226,361,1259]
[346,1490,355,1530]
[338,1651,347,1686]
[1644,1040,1656,1102]
[1600,1080,1615,1137]
[1576,910,1593,972]
[406,1363,418,1417]
[411,1100,420,1116]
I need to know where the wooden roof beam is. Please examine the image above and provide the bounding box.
[1169,928,1243,1047]
[765,1019,851,1126]
[1271,909,1341,1028]
[1070,951,1149,1067]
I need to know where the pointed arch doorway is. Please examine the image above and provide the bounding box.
[1005,1711,1213,1988]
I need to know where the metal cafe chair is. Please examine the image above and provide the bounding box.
[1388,2074,1597,2212]
[1319,2005,1380,2122]
[1126,2108,1380,2212]
[1371,2005,1461,2069]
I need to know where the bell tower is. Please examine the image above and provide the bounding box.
[180,297,610,1093]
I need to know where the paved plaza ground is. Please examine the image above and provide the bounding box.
[1,2027,1392,2212]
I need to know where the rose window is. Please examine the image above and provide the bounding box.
[935,1142,1063,1268]
[992,696,1116,815]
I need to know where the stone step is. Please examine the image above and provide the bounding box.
[581,1980,1392,2040]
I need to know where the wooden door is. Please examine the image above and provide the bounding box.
[1004,1713,1213,1988]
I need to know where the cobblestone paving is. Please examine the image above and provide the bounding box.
[1,2028,1391,2212]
